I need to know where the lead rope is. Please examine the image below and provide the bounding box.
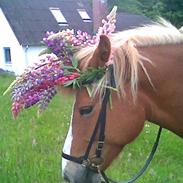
[99,126,162,183]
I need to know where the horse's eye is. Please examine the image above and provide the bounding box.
[79,106,93,116]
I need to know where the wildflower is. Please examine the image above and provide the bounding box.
[5,6,117,117]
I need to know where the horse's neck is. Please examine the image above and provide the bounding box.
[138,44,183,138]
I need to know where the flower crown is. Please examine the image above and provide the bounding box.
[4,6,117,118]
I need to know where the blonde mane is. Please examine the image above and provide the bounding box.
[75,18,183,98]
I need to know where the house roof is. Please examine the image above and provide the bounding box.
[0,0,93,46]
[0,0,151,46]
[116,12,151,31]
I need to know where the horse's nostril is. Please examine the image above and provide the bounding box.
[63,163,101,183]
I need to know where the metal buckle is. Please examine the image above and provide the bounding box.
[97,141,104,150]
[90,156,104,167]
[81,159,90,168]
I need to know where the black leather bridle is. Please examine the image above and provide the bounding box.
[62,65,162,183]
[62,65,114,173]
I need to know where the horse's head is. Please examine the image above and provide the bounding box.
[62,35,145,183]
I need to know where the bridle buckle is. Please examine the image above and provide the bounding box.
[90,156,104,167]
[81,159,91,168]
[97,141,104,151]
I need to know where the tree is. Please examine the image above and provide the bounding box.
[160,0,183,27]
[108,0,183,27]
[108,0,142,14]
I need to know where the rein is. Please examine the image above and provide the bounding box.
[100,126,162,183]
[62,65,162,183]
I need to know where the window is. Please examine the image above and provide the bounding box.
[49,7,68,26]
[77,9,92,22]
[4,47,12,64]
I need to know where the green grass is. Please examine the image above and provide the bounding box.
[0,73,183,183]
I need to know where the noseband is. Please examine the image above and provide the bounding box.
[62,65,162,183]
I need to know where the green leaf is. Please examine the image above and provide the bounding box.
[63,65,80,73]
[105,86,118,92]
[64,80,74,87]
[86,86,93,97]
[72,80,76,89]
[75,80,81,88]
[72,57,78,68]
[3,80,17,95]
[38,48,52,56]
[109,94,113,109]
[63,66,75,70]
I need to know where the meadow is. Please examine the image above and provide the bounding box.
[0,73,183,183]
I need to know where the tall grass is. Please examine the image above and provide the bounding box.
[0,74,183,183]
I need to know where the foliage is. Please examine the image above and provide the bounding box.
[108,0,183,27]
[108,0,142,14]
[159,0,183,27]
[63,65,106,88]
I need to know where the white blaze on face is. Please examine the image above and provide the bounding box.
[62,104,74,173]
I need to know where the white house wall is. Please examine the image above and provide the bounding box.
[0,8,25,75]
[0,8,45,75]
[24,46,45,67]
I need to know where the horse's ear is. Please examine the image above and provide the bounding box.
[97,35,111,65]
[88,35,111,68]
[98,35,111,62]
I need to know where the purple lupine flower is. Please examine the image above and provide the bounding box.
[9,6,118,117]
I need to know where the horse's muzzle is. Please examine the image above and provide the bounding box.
[63,161,102,183]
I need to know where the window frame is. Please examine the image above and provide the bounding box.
[49,7,68,26]
[3,47,12,64]
[77,9,92,22]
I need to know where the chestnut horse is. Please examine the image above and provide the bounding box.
[62,20,183,183]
